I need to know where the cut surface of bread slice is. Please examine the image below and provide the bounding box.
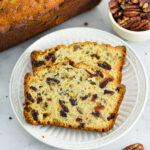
[31,41,126,83]
[24,62,126,132]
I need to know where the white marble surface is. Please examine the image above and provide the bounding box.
[0,0,150,150]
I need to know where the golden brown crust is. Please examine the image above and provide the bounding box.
[24,62,126,132]
[0,0,102,51]
[31,41,126,83]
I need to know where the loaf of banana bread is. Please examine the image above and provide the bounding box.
[0,0,102,51]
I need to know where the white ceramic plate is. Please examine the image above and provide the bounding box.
[9,27,148,150]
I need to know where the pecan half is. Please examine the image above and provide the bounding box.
[140,0,150,12]
[123,143,144,150]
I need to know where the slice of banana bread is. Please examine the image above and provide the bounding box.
[31,41,126,83]
[24,62,125,132]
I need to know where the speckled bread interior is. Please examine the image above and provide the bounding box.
[24,62,126,132]
[31,42,126,83]
[0,0,101,51]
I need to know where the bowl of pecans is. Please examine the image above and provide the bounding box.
[108,0,150,41]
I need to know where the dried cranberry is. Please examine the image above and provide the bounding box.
[85,69,96,78]
[37,97,42,104]
[59,100,69,112]
[96,70,104,78]
[100,78,113,88]
[76,118,82,122]
[45,52,54,60]
[69,97,77,106]
[69,60,74,66]
[78,123,85,129]
[32,110,38,121]
[51,56,56,63]
[104,90,115,95]
[95,104,105,111]
[30,86,37,91]
[46,77,60,84]
[107,113,115,121]
[26,93,34,102]
[47,98,52,101]
[44,102,48,108]
[116,87,122,92]
[91,111,101,117]
[80,95,88,100]
[32,60,45,67]
[60,110,67,117]
[98,62,111,70]
[91,94,98,101]
[91,54,100,59]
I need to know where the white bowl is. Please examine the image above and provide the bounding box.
[108,10,150,41]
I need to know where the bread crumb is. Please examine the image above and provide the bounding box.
[42,136,45,138]
[84,22,88,26]
[9,116,12,120]
[6,96,8,98]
